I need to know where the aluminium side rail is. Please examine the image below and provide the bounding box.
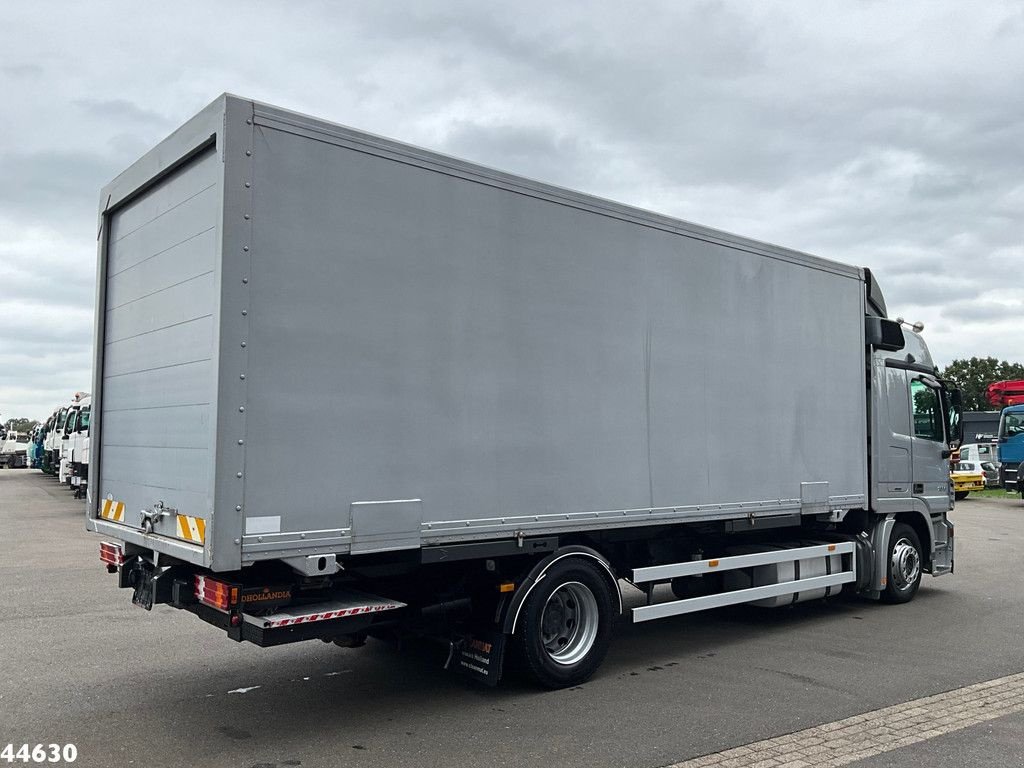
[631,542,856,622]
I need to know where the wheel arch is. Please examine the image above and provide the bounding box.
[501,545,622,636]
[893,509,935,571]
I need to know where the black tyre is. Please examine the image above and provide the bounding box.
[954,491,968,501]
[881,523,923,605]
[513,558,614,689]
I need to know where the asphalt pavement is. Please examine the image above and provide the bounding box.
[2,470,1023,768]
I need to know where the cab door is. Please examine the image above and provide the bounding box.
[909,377,951,514]
[875,364,912,502]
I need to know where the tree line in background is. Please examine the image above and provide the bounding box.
[939,357,1024,411]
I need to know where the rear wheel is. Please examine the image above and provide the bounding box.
[513,558,614,688]
[881,523,922,604]
[954,491,969,501]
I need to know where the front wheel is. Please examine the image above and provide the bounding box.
[881,523,923,605]
[513,558,614,688]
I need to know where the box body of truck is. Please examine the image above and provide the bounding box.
[88,94,870,569]
[88,95,959,687]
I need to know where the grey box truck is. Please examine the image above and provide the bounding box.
[88,94,962,688]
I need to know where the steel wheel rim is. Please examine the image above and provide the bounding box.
[540,581,599,666]
[890,537,921,591]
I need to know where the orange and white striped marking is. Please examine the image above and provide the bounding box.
[176,514,207,545]
[100,498,126,522]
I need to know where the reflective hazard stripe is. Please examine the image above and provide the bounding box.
[100,499,125,522]
[176,514,206,545]
[262,603,404,628]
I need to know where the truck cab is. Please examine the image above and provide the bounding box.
[867,317,961,581]
[1,431,30,468]
[59,403,84,485]
[996,404,1024,494]
[27,426,44,469]
[47,392,88,479]
[67,396,91,497]
[44,406,69,475]
[870,329,961,507]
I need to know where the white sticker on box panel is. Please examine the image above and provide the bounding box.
[245,516,281,535]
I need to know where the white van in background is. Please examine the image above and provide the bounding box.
[959,442,999,466]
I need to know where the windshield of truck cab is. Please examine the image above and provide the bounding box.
[1001,412,1024,437]
[56,407,69,431]
[16,434,29,443]
[79,406,90,430]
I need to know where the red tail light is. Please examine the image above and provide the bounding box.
[99,541,124,569]
[194,575,239,612]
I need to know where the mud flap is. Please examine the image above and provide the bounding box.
[129,561,187,611]
[447,629,507,687]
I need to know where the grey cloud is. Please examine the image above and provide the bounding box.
[0,315,92,350]
[910,171,977,200]
[0,267,93,311]
[869,253,947,279]
[1,63,42,77]
[0,350,92,384]
[74,98,171,127]
[440,123,590,187]
[106,131,164,160]
[0,150,121,220]
[994,7,1024,38]
[941,301,1023,323]
[882,274,986,308]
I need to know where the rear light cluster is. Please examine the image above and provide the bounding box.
[194,575,239,612]
[99,541,124,572]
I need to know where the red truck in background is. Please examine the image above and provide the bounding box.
[987,380,1024,407]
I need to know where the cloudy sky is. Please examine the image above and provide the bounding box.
[2,1,1022,421]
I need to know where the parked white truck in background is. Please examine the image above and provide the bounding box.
[88,96,962,688]
[41,407,63,475]
[43,392,87,478]
[44,398,74,475]
[58,402,81,485]
[1,431,30,468]
[63,395,91,498]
